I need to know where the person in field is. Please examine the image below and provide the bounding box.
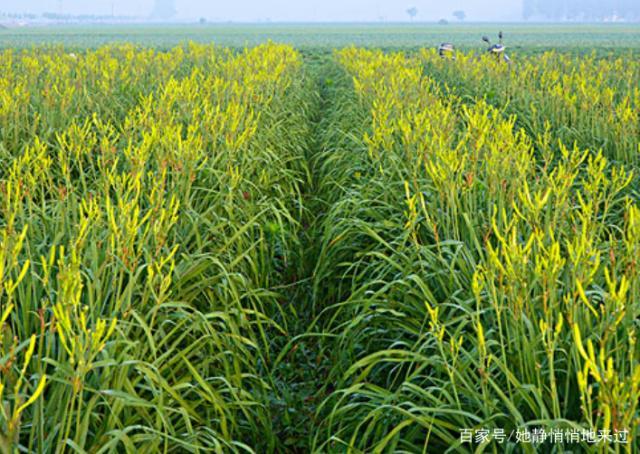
[483,31,511,63]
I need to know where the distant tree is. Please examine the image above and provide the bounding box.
[406,7,418,21]
[199,17,207,24]
[151,0,176,20]
[453,10,466,21]
[438,18,449,25]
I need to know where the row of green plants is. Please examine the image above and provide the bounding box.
[2,42,639,452]
[310,48,639,452]
[0,43,312,452]
[420,50,640,165]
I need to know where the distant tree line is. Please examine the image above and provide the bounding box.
[0,12,39,19]
[0,11,136,21]
[524,0,640,20]
[42,13,137,20]
[1,0,176,22]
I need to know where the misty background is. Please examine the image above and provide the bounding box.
[1,0,639,22]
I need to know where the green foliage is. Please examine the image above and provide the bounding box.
[1,35,640,453]
[0,43,311,452]
[2,24,640,52]
[310,47,640,453]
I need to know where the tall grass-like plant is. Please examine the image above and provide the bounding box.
[0,43,312,452]
[312,48,639,452]
[420,49,640,165]
[1,41,639,453]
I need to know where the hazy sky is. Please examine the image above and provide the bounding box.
[3,0,523,21]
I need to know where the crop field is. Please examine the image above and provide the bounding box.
[0,26,639,453]
[2,23,640,51]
